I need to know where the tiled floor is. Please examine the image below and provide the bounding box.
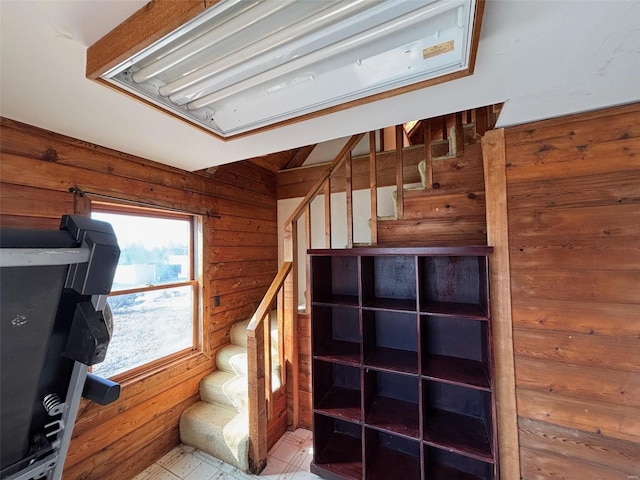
[132,429,321,480]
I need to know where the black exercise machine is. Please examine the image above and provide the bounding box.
[1,215,120,480]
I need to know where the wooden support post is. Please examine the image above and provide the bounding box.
[369,131,378,245]
[323,179,331,248]
[283,222,299,429]
[304,203,312,310]
[422,120,433,190]
[475,106,489,137]
[264,311,272,420]
[345,151,353,248]
[481,128,521,480]
[247,321,267,473]
[455,112,465,157]
[395,125,404,219]
[277,288,285,391]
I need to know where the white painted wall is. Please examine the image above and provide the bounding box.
[278,186,397,307]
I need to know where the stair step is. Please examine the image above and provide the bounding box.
[216,344,248,376]
[215,344,282,386]
[180,401,250,473]
[230,312,278,348]
[200,371,248,411]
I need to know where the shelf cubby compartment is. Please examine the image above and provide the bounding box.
[419,256,488,319]
[421,316,490,390]
[361,255,416,312]
[364,369,419,440]
[312,414,363,480]
[363,310,418,374]
[313,305,361,365]
[311,255,359,306]
[424,446,494,480]
[365,428,421,480]
[313,360,362,422]
[422,381,493,463]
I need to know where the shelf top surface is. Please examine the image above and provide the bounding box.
[308,246,493,257]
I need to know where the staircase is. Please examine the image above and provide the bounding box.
[179,313,280,473]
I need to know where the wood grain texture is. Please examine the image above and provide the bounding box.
[518,417,640,476]
[0,118,277,480]
[86,0,210,79]
[520,444,635,480]
[517,388,640,444]
[505,103,640,479]
[481,128,520,480]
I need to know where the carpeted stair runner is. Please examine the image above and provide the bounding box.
[179,313,279,473]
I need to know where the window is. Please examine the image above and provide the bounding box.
[91,204,201,379]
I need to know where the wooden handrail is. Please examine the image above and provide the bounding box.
[286,133,365,226]
[246,261,292,474]
[247,261,292,335]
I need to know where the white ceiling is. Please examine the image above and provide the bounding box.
[1,1,639,172]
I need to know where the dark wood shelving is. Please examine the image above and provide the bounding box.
[313,431,363,480]
[427,462,489,480]
[422,354,490,390]
[366,396,420,440]
[421,301,487,319]
[310,248,496,479]
[425,447,494,480]
[367,444,421,480]
[315,386,361,422]
[313,294,359,308]
[423,408,493,463]
[315,340,361,365]
[362,297,416,312]
[364,346,418,375]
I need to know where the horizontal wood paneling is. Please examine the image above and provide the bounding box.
[511,298,640,338]
[377,215,487,246]
[0,118,277,480]
[516,388,640,444]
[276,141,484,199]
[515,357,640,408]
[376,143,486,246]
[514,328,640,373]
[505,103,640,479]
[519,444,635,480]
[510,269,640,304]
[518,417,640,477]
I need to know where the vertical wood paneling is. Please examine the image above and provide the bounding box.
[0,118,277,480]
[504,103,640,479]
[481,128,521,480]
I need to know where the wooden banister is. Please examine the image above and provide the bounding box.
[246,261,292,473]
[285,133,365,226]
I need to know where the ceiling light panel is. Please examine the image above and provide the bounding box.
[101,0,479,139]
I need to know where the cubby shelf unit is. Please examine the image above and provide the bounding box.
[309,247,497,480]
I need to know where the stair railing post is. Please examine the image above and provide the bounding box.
[247,320,267,473]
[369,131,378,245]
[395,124,404,219]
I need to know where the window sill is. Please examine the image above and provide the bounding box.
[109,347,211,388]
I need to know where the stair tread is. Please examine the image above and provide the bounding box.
[180,401,250,472]
[200,371,248,411]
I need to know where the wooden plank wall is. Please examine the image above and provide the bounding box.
[376,141,487,246]
[0,118,278,480]
[504,104,640,479]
